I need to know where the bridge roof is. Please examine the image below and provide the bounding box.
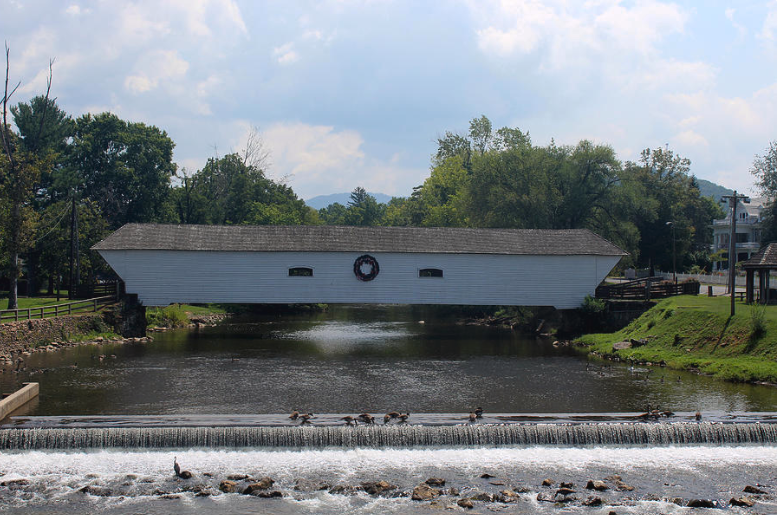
[93,224,627,256]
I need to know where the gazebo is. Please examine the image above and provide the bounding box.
[741,242,776,304]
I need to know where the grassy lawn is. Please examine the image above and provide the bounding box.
[576,295,777,383]
[0,296,76,311]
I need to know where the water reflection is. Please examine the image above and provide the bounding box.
[2,305,775,417]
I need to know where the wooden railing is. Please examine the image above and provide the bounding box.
[596,278,701,300]
[0,296,117,323]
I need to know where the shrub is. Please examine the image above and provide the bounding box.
[147,304,189,328]
[580,295,606,315]
[749,304,767,342]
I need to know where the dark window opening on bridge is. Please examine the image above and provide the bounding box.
[419,268,443,278]
[289,267,314,277]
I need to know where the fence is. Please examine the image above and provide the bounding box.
[0,296,117,323]
[628,270,776,287]
[596,277,701,300]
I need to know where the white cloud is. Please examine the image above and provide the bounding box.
[263,122,364,178]
[472,0,687,67]
[673,130,709,148]
[273,43,299,65]
[725,8,747,40]
[165,0,247,37]
[124,50,190,94]
[256,122,422,198]
[124,75,155,94]
[65,5,81,15]
[758,1,776,47]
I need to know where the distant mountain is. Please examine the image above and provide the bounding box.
[695,178,732,200]
[305,192,395,210]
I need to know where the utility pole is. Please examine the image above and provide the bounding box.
[721,191,750,317]
[666,221,676,283]
[68,190,79,300]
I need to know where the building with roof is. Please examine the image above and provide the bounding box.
[741,243,776,304]
[711,197,768,271]
[92,224,626,309]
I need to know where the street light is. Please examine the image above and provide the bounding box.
[666,221,676,283]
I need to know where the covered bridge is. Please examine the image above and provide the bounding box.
[93,224,626,309]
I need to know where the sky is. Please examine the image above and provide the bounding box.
[2,0,776,200]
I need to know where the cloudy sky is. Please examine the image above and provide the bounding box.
[3,0,776,200]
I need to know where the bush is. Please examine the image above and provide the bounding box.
[749,304,767,345]
[147,304,189,328]
[580,295,606,315]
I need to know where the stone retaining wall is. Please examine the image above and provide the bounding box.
[0,314,109,358]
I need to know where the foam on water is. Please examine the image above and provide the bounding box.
[0,446,774,514]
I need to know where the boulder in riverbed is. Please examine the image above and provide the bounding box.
[411,484,440,501]
[730,497,755,507]
[586,480,609,491]
[219,480,238,493]
[361,480,396,495]
[687,499,716,508]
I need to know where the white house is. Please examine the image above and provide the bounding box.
[711,197,767,271]
[93,224,626,309]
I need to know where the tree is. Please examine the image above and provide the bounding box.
[67,112,177,229]
[344,187,384,226]
[0,45,54,309]
[10,96,75,295]
[620,147,722,272]
[751,141,776,244]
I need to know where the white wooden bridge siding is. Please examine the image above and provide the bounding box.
[100,250,619,309]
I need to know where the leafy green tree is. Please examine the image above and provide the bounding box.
[406,155,469,227]
[66,112,176,229]
[620,147,721,272]
[11,96,75,295]
[751,141,776,244]
[318,202,347,225]
[173,152,314,226]
[36,198,109,294]
[1,48,56,308]
[344,187,384,226]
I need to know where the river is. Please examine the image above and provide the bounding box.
[0,305,775,513]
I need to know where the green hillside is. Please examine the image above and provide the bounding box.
[575,296,776,383]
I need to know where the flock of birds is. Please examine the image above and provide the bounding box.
[287,407,485,426]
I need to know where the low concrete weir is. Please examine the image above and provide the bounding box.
[0,421,774,450]
[0,383,39,421]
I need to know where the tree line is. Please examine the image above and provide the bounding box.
[2,78,775,309]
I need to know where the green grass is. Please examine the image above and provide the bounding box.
[146,303,228,328]
[1,297,69,310]
[575,295,777,383]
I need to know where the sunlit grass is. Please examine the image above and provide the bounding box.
[576,295,777,383]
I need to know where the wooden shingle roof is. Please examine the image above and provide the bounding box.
[741,243,777,270]
[92,224,627,256]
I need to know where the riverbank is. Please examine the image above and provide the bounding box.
[574,296,777,384]
[146,304,231,330]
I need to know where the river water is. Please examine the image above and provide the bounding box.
[3,305,775,416]
[0,305,775,513]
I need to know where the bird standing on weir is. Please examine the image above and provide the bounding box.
[357,413,375,424]
[174,457,180,477]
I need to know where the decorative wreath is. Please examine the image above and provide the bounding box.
[353,254,380,281]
